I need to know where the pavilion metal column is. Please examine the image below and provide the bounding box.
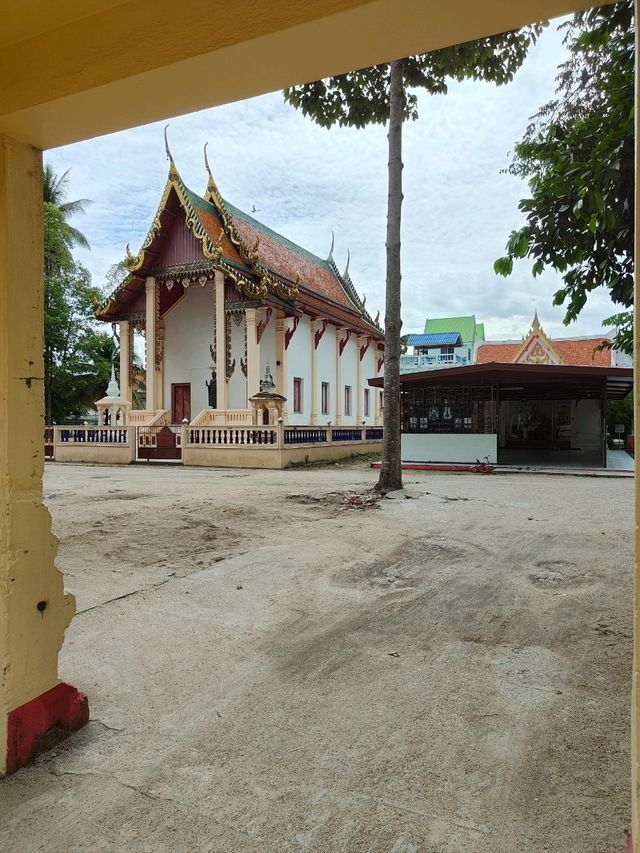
[0,135,87,775]
[275,314,288,419]
[601,384,608,469]
[310,319,318,425]
[633,4,640,845]
[119,319,132,405]
[145,276,156,412]
[214,270,227,415]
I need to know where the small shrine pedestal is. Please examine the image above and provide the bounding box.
[95,365,131,426]
[249,363,286,426]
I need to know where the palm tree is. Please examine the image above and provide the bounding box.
[43,163,91,249]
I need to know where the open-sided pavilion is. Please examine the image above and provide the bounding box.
[2,0,640,846]
[370,362,634,468]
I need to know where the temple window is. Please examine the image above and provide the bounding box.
[364,388,370,417]
[321,382,329,415]
[293,377,303,413]
[344,385,352,416]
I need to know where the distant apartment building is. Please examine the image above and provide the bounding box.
[401,315,485,373]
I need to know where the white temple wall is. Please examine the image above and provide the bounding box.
[341,335,358,425]
[163,283,212,419]
[259,317,277,397]
[316,326,337,423]
[286,315,312,424]
[361,345,377,423]
[228,313,247,409]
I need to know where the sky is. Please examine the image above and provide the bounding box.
[47,17,615,343]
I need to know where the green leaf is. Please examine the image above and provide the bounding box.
[494,257,513,277]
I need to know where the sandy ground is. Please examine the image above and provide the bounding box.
[0,461,633,852]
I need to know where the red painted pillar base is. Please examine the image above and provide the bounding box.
[5,681,89,775]
[628,831,633,853]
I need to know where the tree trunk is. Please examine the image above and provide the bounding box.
[376,59,404,493]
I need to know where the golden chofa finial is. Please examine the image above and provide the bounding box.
[203,141,217,195]
[164,125,178,178]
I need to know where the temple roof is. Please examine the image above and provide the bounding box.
[476,314,611,367]
[96,148,382,340]
[477,338,612,366]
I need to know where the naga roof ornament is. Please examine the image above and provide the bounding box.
[203,142,259,266]
[121,139,225,277]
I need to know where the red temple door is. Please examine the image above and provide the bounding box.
[172,383,191,423]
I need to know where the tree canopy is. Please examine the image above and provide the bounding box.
[43,165,112,423]
[43,163,92,250]
[44,261,113,423]
[284,28,545,128]
[284,25,544,491]
[494,2,634,353]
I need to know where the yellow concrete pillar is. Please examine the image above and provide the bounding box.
[632,6,640,844]
[119,319,132,405]
[246,307,261,400]
[144,276,156,412]
[214,270,227,413]
[0,135,85,776]
[275,314,288,420]
[310,319,318,425]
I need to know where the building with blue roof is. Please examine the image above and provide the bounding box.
[401,316,485,373]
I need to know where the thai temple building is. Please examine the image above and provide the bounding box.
[373,311,633,469]
[401,315,485,372]
[476,311,629,368]
[49,143,385,468]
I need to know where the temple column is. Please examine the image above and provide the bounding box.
[214,270,227,414]
[275,315,288,420]
[119,319,132,405]
[0,135,87,776]
[335,327,344,425]
[145,276,156,412]
[356,335,364,424]
[246,307,261,401]
[310,319,318,425]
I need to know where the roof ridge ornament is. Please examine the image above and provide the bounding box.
[164,125,178,179]
[326,230,335,263]
[531,308,541,332]
[343,249,351,281]
[203,141,217,196]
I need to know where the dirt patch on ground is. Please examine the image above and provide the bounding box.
[0,462,632,852]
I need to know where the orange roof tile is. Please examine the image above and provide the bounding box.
[477,338,611,366]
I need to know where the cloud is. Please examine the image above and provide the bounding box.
[48,20,615,342]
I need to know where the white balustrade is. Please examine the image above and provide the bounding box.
[187,427,278,447]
